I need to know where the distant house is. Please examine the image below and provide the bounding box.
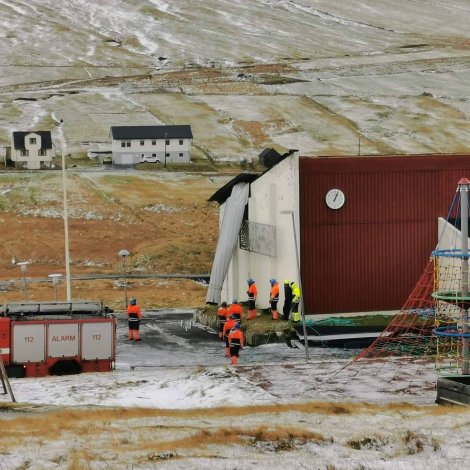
[11,131,53,169]
[110,125,193,165]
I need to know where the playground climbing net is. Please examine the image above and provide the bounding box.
[355,180,470,377]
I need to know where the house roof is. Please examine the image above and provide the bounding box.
[12,131,52,150]
[110,125,193,140]
[208,172,260,204]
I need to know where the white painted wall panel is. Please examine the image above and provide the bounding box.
[226,156,300,308]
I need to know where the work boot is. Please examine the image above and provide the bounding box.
[231,356,238,365]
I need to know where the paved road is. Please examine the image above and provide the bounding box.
[115,310,346,370]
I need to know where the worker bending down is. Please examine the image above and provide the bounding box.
[126,297,142,341]
[223,314,238,357]
[217,301,229,339]
[228,299,243,322]
[228,322,245,365]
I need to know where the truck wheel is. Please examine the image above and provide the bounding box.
[50,360,81,376]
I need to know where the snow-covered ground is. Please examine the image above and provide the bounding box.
[1,312,469,469]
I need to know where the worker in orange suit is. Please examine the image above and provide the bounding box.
[223,314,238,357]
[217,301,229,340]
[227,299,243,322]
[126,297,142,341]
[246,278,258,320]
[228,322,245,365]
[269,279,280,320]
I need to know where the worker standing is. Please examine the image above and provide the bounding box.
[246,278,258,320]
[223,314,238,357]
[228,299,243,322]
[269,279,280,320]
[228,322,245,365]
[217,301,229,340]
[283,280,293,321]
[290,282,301,323]
[126,297,142,341]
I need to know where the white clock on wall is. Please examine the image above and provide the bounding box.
[325,188,345,210]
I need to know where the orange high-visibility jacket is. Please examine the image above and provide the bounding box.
[228,303,243,316]
[126,305,142,321]
[247,283,257,300]
[223,318,237,339]
[270,283,279,301]
[217,306,229,322]
[228,329,244,346]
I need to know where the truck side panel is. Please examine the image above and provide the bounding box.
[0,317,10,365]
[47,323,79,358]
[12,323,45,363]
[81,321,114,360]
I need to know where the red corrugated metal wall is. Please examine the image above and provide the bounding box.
[299,154,470,314]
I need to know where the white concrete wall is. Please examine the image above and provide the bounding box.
[436,217,468,293]
[224,156,300,308]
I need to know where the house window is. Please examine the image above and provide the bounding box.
[179,153,183,157]
[165,140,170,145]
[141,154,144,157]
[20,150,29,156]
[121,142,125,148]
[126,141,131,147]
[165,152,170,157]
[38,149,46,156]
[152,153,156,157]
[152,140,156,145]
[29,138,36,145]
[179,140,183,145]
[140,140,144,146]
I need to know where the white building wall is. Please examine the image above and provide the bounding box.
[436,217,467,292]
[224,156,300,308]
[12,132,53,169]
[111,138,191,164]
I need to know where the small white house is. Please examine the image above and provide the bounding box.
[110,125,193,165]
[11,131,53,170]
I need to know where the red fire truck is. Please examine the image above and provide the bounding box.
[0,301,116,378]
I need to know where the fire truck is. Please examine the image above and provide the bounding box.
[0,301,116,378]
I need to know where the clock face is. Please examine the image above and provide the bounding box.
[325,189,345,209]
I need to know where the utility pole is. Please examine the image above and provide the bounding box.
[280,210,310,362]
[60,122,72,301]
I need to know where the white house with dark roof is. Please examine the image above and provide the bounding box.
[11,131,53,169]
[110,125,193,165]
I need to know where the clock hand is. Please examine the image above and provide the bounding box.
[334,192,338,201]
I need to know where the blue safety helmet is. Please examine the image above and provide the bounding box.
[232,299,238,304]
[247,278,254,284]
[270,278,276,285]
[232,322,241,330]
[130,298,137,305]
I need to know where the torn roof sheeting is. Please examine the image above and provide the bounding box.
[206,182,250,305]
[208,172,260,205]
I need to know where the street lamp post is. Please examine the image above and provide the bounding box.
[59,121,72,301]
[48,274,62,301]
[17,261,30,301]
[119,249,130,309]
[280,209,310,362]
